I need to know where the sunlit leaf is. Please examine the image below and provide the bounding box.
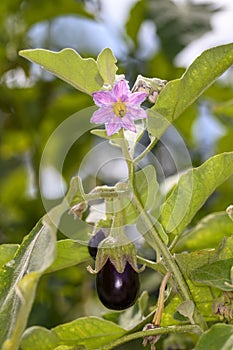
[19,49,103,95]
[176,212,233,252]
[149,43,233,138]
[191,258,233,291]
[97,48,118,86]
[160,152,233,235]
[21,317,126,350]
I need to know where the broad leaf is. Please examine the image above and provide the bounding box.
[0,219,56,350]
[45,239,90,274]
[160,152,233,235]
[176,212,233,252]
[19,49,103,95]
[21,317,126,350]
[194,324,233,350]
[97,48,117,86]
[191,258,233,291]
[148,42,233,138]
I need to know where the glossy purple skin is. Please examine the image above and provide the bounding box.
[88,230,105,260]
[96,260,140,310]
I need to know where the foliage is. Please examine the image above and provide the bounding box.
[1,1,233,350]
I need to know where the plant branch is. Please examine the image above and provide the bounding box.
[100,324,202,350]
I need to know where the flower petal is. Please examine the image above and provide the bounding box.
[113,80,130,100]
[121,116,136,133]
[127,91,148,105]
[126,106,148,120]
[93,90,116,106]
[105,122,122,136]
[90,107,114,123]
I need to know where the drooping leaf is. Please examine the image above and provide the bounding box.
[160,152,233,235]
[194,324,233,350]
[176,212,233,252]
[148,42,233,138]
[0,219,56,350]
[21,317,127,350]
[19,49,103,95]
[45,239,90,274]
[191,258,233,291]
[97,48,118,86]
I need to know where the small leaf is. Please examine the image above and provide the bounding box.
[160,152,233,235]
[97,48,118,86]
[194,324,233,350]
[191,258,233,291]
[21,317,126,350]
[19,48,103,95]
[148,42,233,138]
[177,301,195,323]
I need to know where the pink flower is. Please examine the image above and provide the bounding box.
[91,80,148,136]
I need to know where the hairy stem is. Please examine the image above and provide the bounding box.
[100,324,202,350]
[118,129,207,331]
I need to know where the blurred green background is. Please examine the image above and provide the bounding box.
[0,1,233,348]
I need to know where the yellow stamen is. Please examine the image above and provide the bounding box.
[113,101,126,117]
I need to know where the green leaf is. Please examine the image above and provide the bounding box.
[194,324,233,350]
[21,317,127,350]
[126,0,146,46]
[119,165,161,225]
[191,258,233,291]
[176,212,233,252]
[0,219,56,350]
[176,301,195,323]
[22,0,92,26]
[160,152,233,235]
[0,175,87,349]
[148,42,233,138]
[45,239,90,274]
[97,48,118,86]
[0,244,19,267]
[213,99,233,118]
[175,249,217,279]
[19,49,103,95]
